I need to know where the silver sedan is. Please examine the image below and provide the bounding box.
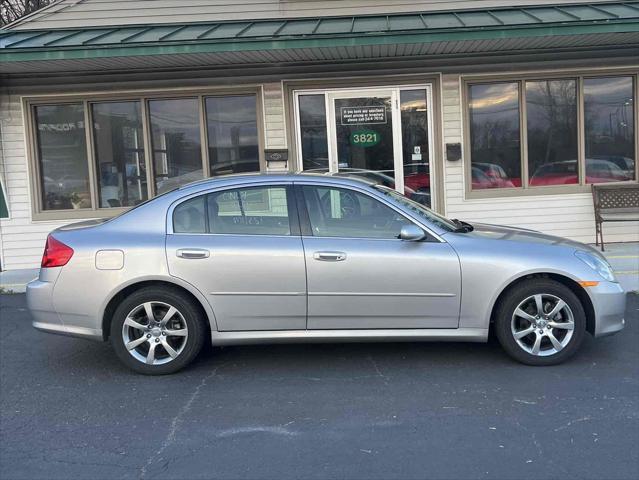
[27,174,626,374]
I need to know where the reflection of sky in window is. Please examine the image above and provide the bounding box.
[206,96,257,147]
[584,77,634,131]
[149,98,200,143]
[469,83,519,118]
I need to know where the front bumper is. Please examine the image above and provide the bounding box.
[590,281,626,337]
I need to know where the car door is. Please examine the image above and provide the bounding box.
[297,183,461,330]
[166,183,307,331]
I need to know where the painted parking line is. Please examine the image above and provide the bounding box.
[614,270,639,276]
[606,255,639,259]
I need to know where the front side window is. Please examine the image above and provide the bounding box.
[92,101,148,208]
[34,104,91,210]
[584,76,635,183]
[468,82,522,189]
[526,79,578,186]
[173,186,291,236]
[302,186,412,239]
[206,95,259,176]
[149,98,203,194]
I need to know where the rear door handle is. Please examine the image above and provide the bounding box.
[313,251,347,262]
[176,248,210,259]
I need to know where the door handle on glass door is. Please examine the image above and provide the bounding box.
[176,248,210,259]
[313,251,347,262]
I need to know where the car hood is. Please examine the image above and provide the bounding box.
[451,222,604,258]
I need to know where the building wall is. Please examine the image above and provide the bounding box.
[10,0,620,30]
[0,71,637,271]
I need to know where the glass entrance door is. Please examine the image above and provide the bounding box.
[328,90,400,192]
[296,86,435,208]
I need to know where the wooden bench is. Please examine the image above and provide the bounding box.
[592,183,639,251]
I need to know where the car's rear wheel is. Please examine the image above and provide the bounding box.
[111,287,206,375]
[495,279,586,366]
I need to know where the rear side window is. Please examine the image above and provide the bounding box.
[173,186,291,236]
[173,195,206,233]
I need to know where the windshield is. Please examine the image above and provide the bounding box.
[374,186,457,232]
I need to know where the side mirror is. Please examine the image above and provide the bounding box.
[399,224,426,241]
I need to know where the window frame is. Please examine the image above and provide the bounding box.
[25,88,265,221]
[168,183,300,237]
[462,71,638,199]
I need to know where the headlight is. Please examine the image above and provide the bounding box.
[575,251,617,282]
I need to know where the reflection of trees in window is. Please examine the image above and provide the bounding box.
[526,80,578,185]
[584,77,635,182]
[469,83,521,188]
[206,95,259,176]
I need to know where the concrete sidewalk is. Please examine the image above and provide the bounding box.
[0,268,39,294]
[600,242,639,293]
[0,243,637,293]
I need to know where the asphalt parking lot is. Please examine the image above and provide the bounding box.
[1,293,638,480]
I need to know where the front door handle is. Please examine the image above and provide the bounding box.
[176,248,210,259]
[313,251,347,262]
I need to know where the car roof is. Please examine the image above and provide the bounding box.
[176,171,376,193]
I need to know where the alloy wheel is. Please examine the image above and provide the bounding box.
[510,293,575,357]
[121,301,189,365]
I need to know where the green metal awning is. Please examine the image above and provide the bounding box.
[1,2,638,72]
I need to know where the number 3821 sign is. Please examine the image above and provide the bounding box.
[350,130,381,148]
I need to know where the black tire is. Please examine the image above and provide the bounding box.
[494,279,586,366]
[111,286,207,375]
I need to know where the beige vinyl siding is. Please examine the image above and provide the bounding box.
[10,0,625,30]
[262,82,288,172]
[0,93,85,270]
[440,73,639,244]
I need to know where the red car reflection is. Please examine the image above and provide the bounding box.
[529,159,631,186]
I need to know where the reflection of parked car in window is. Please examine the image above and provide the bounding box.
[471,167,516,189]
[591,155,635,179]
[473,163,517,188]
[529,159,630,186]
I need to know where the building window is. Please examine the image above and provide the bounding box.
[468,82,522,189]
[466,74,637,193]
[205,95,259,176]
[92,101,148,208]
[298,94,329,171]
[28,90,264,218]
[34,104,91,210]
[526,79,578,186]
[149,98,203,195]
[584,76,636,183]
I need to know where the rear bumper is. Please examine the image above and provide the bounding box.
[590,281,626,337]
[27,278,102,341]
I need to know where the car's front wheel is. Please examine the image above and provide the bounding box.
[111,286,206,375]
[495,279,586,366]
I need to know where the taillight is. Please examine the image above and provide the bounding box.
[41,235,74,268]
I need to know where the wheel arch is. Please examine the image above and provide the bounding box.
[489,273,596,336]
[101,278,217,341]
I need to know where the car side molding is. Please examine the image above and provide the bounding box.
[210,328,488,346]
